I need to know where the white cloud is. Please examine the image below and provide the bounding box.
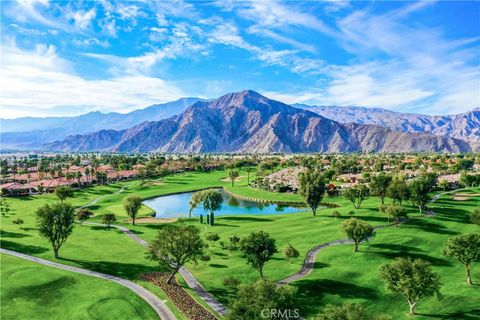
[238,1,337,36]
[0,43,184,118]
[67,7,96,29]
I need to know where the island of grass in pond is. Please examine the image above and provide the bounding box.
[143,189,306,218]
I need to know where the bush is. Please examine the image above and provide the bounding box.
[223,276,241,287]
[348,210,355,215]
[102,213,116,229]
[331,210,341,219]
[471,209,480,226]
[229,235,241,250]
[284,244,300,261]
[199,254,211,264]
[12,218,24,226]
[219,241,227,250]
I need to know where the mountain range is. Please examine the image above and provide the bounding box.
[295,104,480,150]
[0,98,201,149]
[44,90,472,153]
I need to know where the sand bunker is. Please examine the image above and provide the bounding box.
[123,217,177,224]
[220,175,246,182]
[452,196,470,201]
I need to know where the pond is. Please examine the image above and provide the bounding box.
[143,189,306,218]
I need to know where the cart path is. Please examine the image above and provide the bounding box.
[278,190,447,285]
[80,182,135,209]
[84,221,228,316]
[0,248,176,320]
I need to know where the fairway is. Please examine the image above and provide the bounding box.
[1,170,479,319]
[1,254,158,320]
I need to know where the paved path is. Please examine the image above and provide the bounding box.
[0,248,176,320]
[277,223,392,285]
[278,190,452,285]
[84,221,228,316]
[80,183,133,209]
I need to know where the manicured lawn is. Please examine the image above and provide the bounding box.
[292,189,480,319]
[0,188,186,319]
[1,254,158,320]
[2,169,479,320]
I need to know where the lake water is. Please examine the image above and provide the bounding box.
[143,189,306,218]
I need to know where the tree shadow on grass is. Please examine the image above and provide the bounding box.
[0,240,48,255]
[408,220,459,236]
[365,248,451,266]
[294,278,377,315]
[417,309,480,320]
[210,223,240,228]
[3,276,76,304]
[208,263,228,268]
[0,230,32,238]
[220,216,274,222]
[15,196,37,202]
[58,257,160,280]
[369,243,423,252]
[312,262,330,269]
[141,224,171,230]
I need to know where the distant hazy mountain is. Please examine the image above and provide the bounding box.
[0,98,202,149]
[47,91,471,153]
[295,104,480,150]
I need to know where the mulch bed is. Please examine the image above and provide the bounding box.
[140,272,218,320]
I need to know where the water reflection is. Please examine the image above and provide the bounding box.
[143,189,306,218]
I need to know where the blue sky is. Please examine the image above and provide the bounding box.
[1,0,479,118]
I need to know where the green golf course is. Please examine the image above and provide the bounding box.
[1,169,479,319]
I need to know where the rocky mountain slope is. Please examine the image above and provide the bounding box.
[47,91,471,153]
[295,104,480,149]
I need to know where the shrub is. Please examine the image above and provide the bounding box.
[13,218,24,226]
[102,213,116,229]
[223,277,241,288]
[331,210,341,219]
[284,244,300,261]
[229,235,241,250]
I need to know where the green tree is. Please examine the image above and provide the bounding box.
[205,232,220,247]
[245,167,252,185]
[240,231,278,278]
[123,194,142,225]
[379,258,442,316]
[298,169,326,216]
[443,233,480,286]
[227,279,297,320]
[202,189,223,226]
[37,202,75,258]
[189,191,204,219]
[229,235,240,250]
[75,208,93,226]
[315,303,392,320]
[55,186,74,202]
[370,173,392,204]
[408,177,432,213]
[147,225,205,284]
[340,218,374,252]
[228,169,239,187]
[343,184,369,209]
[438,179,449,191]
[381,204,408,226]
[102,213,116,229]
